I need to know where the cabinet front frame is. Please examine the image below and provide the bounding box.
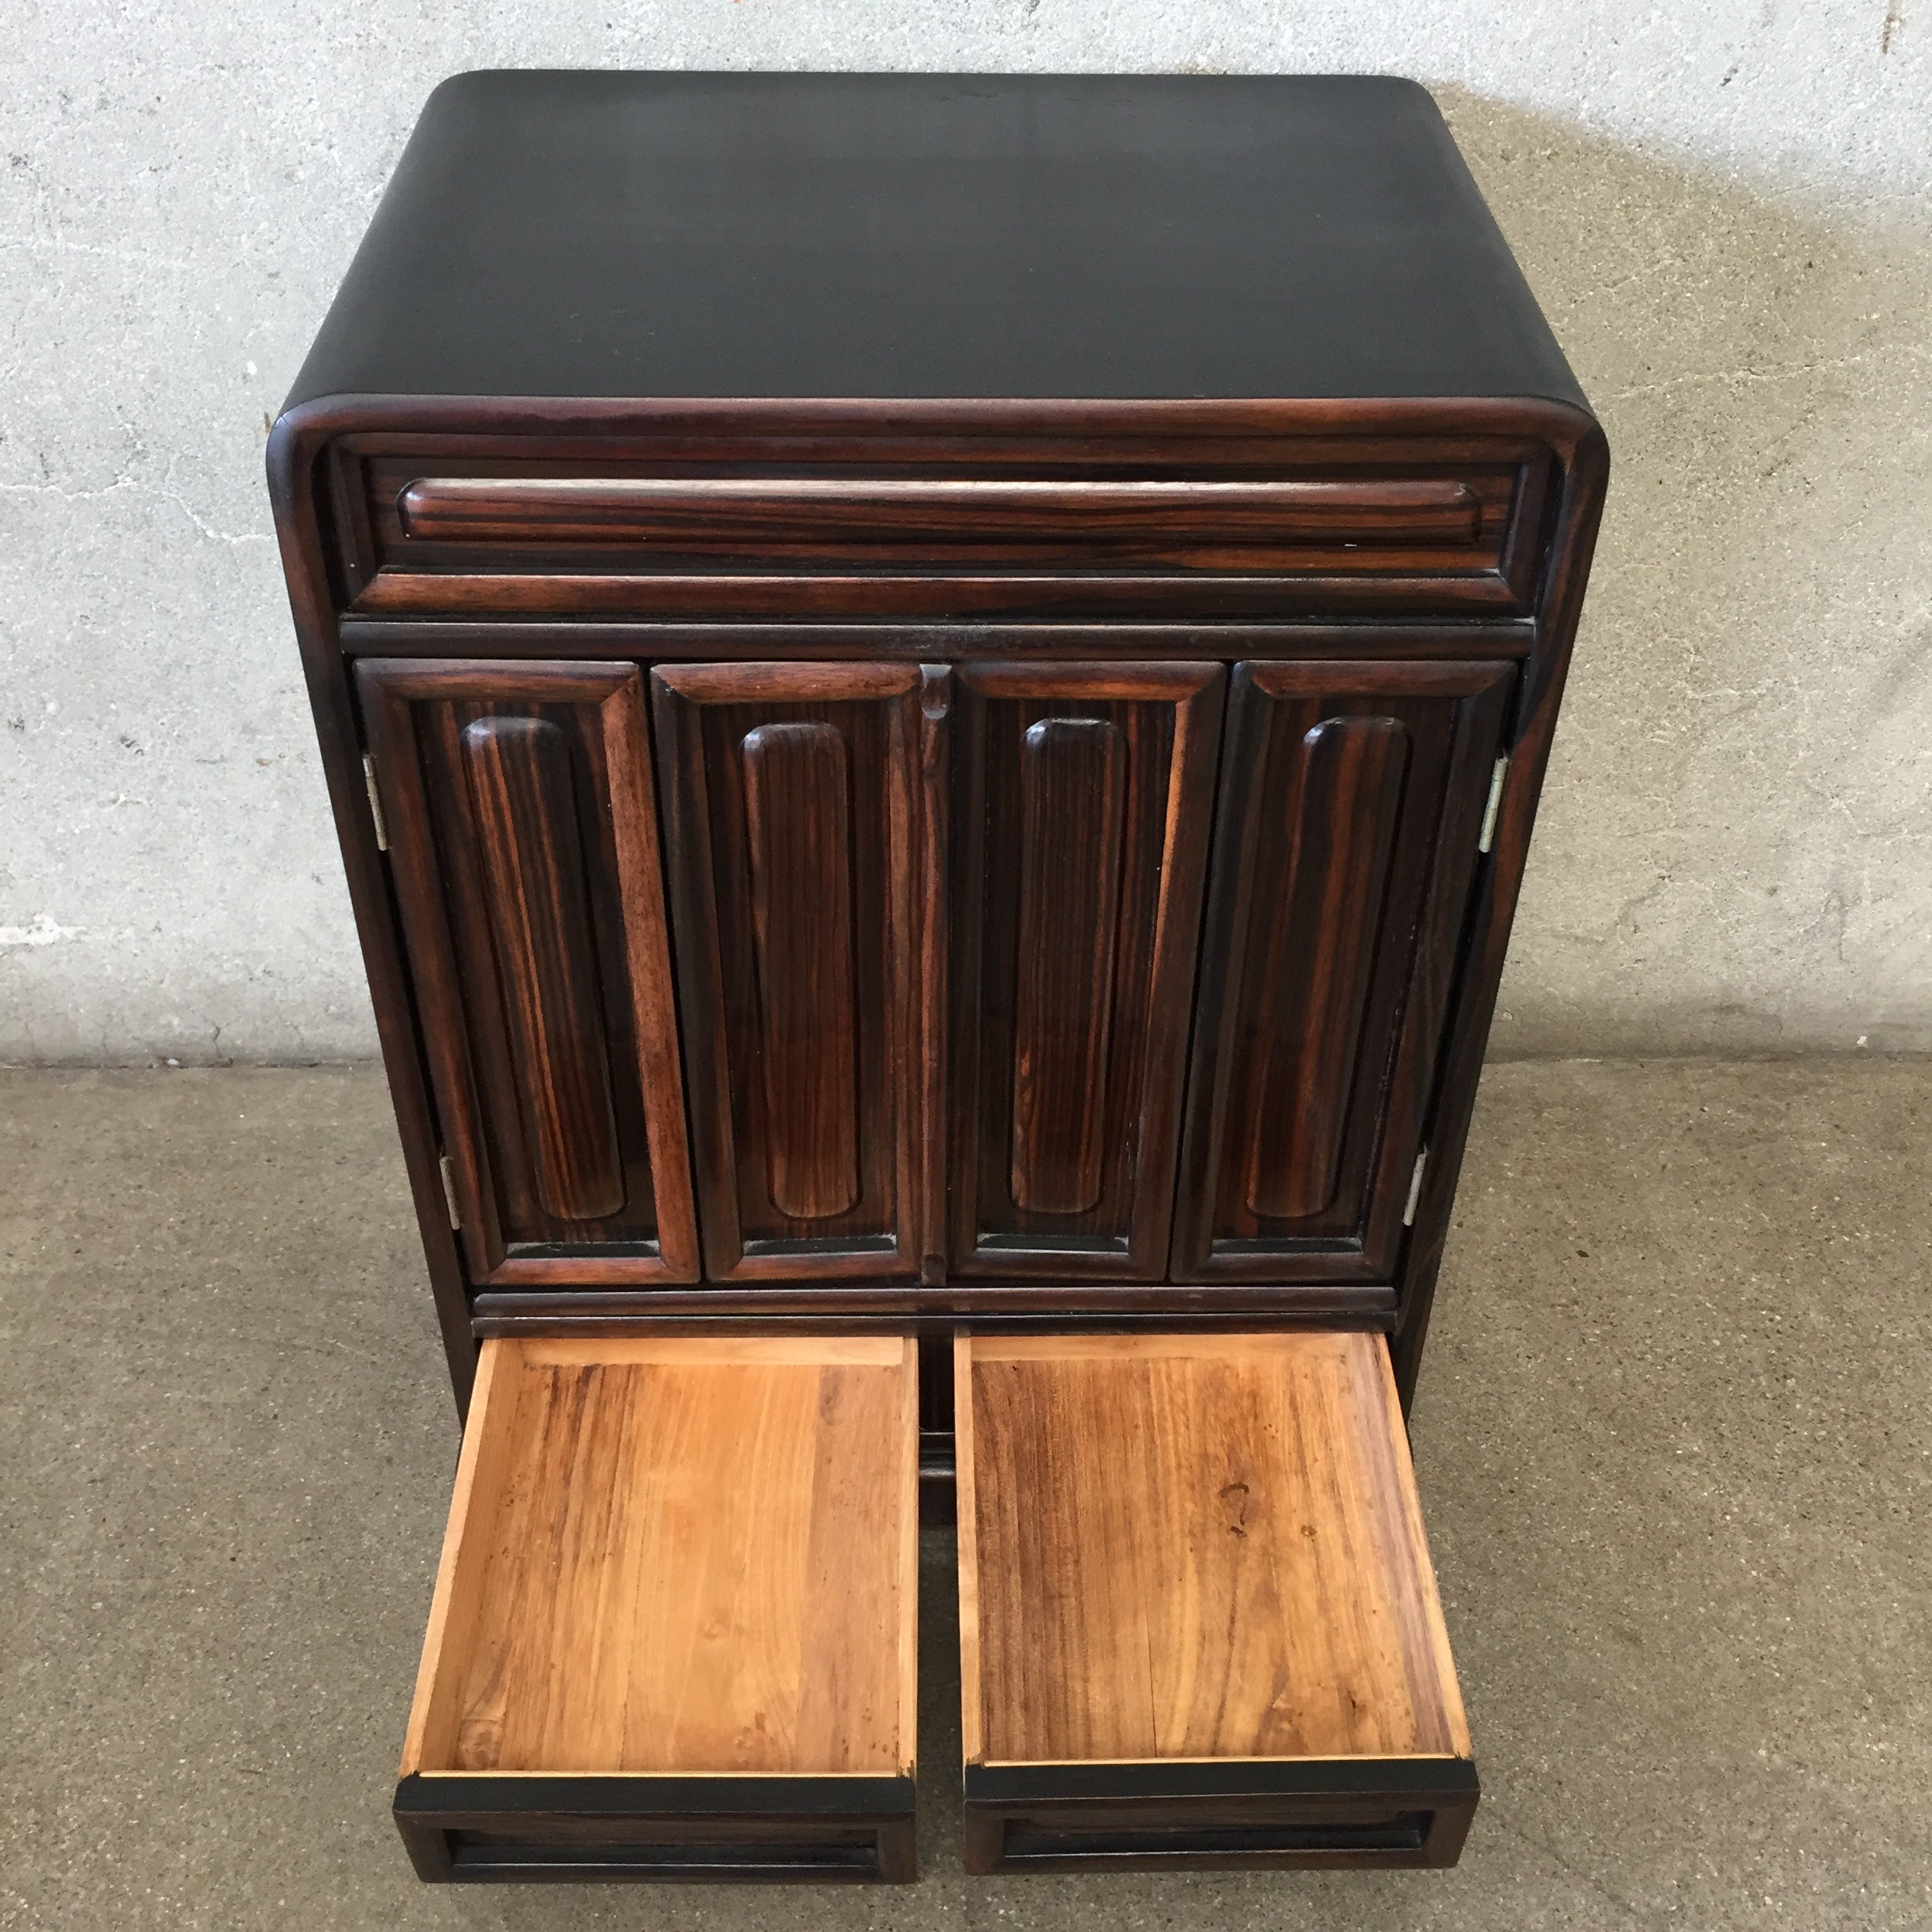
[270,396,1608,1412]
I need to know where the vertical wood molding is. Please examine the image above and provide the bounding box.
[1243,714,1410,1219]
[461,714,627,1222]
[741,721,861,1219]
[1009,718,1128,1215]
[917,668,952,1286]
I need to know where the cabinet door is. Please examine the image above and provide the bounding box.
[653,664,926,1281]
[949,662,1223,1280]
[1173,660,1513,1282]
[358,659,698,1287]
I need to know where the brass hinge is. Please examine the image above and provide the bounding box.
[438,1154,462,1230]
[1477,756,1508,855]
[1402,1148,1428,1226]
[362,753,389,852]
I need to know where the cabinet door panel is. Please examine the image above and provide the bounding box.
[653,664,924,1281]
[1173,660,1513,1282]
[358,659,698,1286]
[950,662,1223,1280]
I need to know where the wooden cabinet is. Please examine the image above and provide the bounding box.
[271,73,1606,1885]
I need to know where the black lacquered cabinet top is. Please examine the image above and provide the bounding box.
[285,70,1586,412]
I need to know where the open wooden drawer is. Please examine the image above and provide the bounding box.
[395,1336,919,1881]
[954,1331,1477,1872]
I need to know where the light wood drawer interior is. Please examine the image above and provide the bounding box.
[395,1335,919,1881]
[954,1330,1477,1872]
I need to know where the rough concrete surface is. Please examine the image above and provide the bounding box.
[2,10,1930,1061]
[2,1058,1926,1928]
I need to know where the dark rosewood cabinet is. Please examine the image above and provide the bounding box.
[270,73,1604,1883]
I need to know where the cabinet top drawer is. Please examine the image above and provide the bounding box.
[322,424,1563,621]
[395,474,1487,550]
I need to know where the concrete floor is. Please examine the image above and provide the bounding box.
[1,1061,1927,1930]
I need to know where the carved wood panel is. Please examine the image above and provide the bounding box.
[652,663,925,1281]
[1172,660,1514,1282]
[356,659,698,1287]
[949,661,1223,1280]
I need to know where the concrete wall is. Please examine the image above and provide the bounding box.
[3,6,1927,1062]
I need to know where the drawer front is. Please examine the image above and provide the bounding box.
[954,1331,1476,1873]
[960,1765,1477,1873]
[399,1337,920,1883]
[395,1775,915,1882]
[331,432,1555,620]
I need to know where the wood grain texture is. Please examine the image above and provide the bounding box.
[955,1331,1470,1768]
[271,383,1607,1407]
[356,659,698,1286]
[653,663,923,1281]
[949,661,1222,1280]
[1009,719,1127,1215]
[917,668,952,1286]
[394,474,1485,560]
[1172,661,1512,1285]
[353,567,1527,623]
[344,414,1548,623]
[336,616,1541,666]
[741,722,859,1219]
[403,1336,919,1778]
[1242,715,1410,1221]
[460,715,625,1222]
[470,1281,1398,1324]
